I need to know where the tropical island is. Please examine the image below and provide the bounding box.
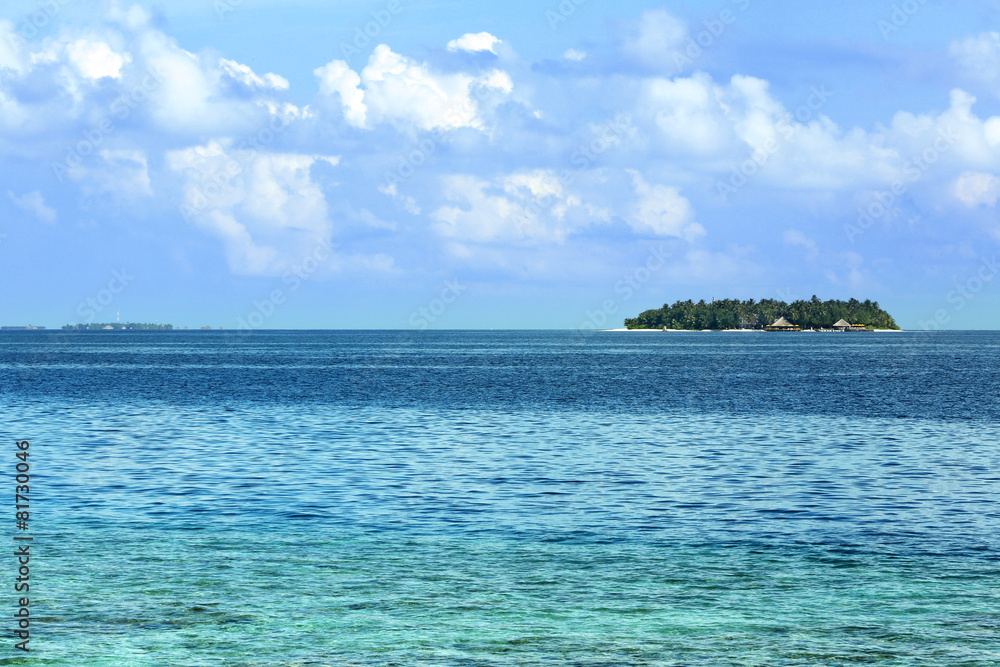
[624,297,899,330]
[62,322,174,331]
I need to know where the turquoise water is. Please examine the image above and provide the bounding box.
[2,331,999,665]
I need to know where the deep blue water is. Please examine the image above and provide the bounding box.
[1,330,998,665]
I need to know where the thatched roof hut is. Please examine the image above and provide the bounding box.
[766,316,801,331]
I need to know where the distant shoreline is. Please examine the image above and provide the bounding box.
[600,328,906,332]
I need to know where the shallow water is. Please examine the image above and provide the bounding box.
[2,330,998,665]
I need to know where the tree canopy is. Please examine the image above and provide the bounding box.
[624,296,899,330]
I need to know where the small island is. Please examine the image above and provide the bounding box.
[62,323,175,331]
[624,297,899,331]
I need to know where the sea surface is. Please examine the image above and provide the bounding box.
[1,330,999,666]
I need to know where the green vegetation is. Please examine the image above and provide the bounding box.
[62,323,174,331]
[624,296,899,330]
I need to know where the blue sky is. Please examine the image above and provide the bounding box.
[2,0,1000,329]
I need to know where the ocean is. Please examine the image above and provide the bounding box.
[1,330,998,665]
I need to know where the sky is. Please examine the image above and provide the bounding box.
[2,0,1000,330]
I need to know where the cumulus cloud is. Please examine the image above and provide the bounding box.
[430,170,599,244]
[314,60,367,126]
[0,14,302,141]
[7,5,1000,294]
[446,32,501,54]
[954,171,1000,207]
[431,175,526,243]
[167,142,341,275]
[125,29,298,135]
[220,58,290,91]
[7,190,56,224]
[637,71,1000,196]
[622,9,689,72]
[314,44,513,131]
[646,73,731,157]
[66,40,131,80]
[628,171,703,240]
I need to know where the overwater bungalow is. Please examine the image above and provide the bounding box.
[765,317,801,332]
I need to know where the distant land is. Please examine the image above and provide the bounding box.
[61,323,175,331]
[0,325,46,331]
[625,297,899,331]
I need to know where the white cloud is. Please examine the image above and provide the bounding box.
[950,32,1000,88]
[220,58,289,91]
[783,229,819,260]
[638,72,1000,194]
[0,21,25,73]
[314,45,513,131]
[824,251,867,289]
[447,32,501,54]
[954,171,1000,207]
[314,60,368,126]
[431,171,596,244]
[135,30,295,134]
[628,171,703,240]
[141,37,227,132]
[379,182,421,215]
[623,9,689,72]
[502,170,564,201]
[7,5,1000,291]
[7,190,56,224]
[647,73,731,157]
[66,40,131,80]
[108,4,153,31]
[431,168,705,249]
[0,88,26,131]
[167,141,342,275]
[71,150,153,198]
[432,175,540,243]
[0,18,299,140]
[880,89,1000,176]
